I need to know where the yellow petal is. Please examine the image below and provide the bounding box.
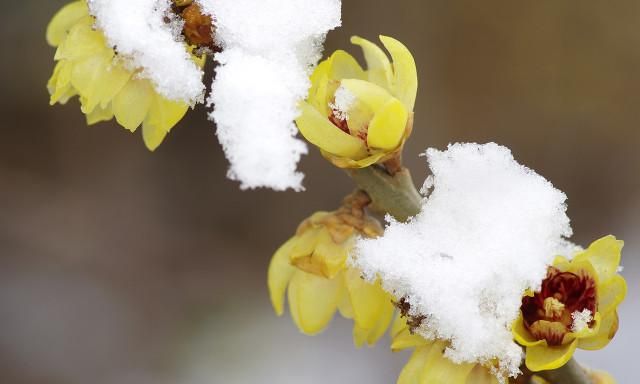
[340,78,394,112]
[289,227,322,261]
[337,282,355,319]
[597,275,627,315]
[420,341,475,384]
[379,36,418,111]
[328,50,366,81]
[398,346,432,384]
[113,78,153,132]
[48,61,77,105]
[287,270,341,335]
[391,328,429,351]
[574,235,623,281]
[267,238,297,316]
[71,51,113,113]
[578,311,619,350]
[367,98,409,150]
[55,23,109,62]
[312,230,351,278]
[296,102,368,159]
[466,365,500,384]
[350,36,393,91]
[391,312,408,339]
[512,314,547,347]
[85,103,113,125]
[344,268,394,346]
[525,339,578,372]
[141,94,189,150]
[46,1,89,47]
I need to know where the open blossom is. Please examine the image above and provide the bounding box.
[268,192,394,346]
[46,1,207,150]
[513,235,627,372]
[296,35,418,168]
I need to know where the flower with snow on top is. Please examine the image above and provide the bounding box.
[268,192,394,346]
[390,314,504,384]
[296,35,418,168]
[46,0,209,150]
[513,235,627,372]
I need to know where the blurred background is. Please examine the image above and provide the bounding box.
[1,0,639,383]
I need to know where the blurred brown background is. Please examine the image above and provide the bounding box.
[1,1,638,383]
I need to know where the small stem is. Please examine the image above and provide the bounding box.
[536,358,593,384]
[347,165,422,222]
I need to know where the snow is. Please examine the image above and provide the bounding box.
[88,0,205,104]
[198,0,342,190]
[330,86,356,121]
[571,309,593,333]
[352,143,573,378]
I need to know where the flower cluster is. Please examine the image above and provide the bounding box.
[268,191,395,346]
[46,1,207,150]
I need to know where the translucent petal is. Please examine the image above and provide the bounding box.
[141,119,169,151]
[525,339,578,372]
[578,311,619,350]
[46,1,89,47]
[350,36,393,90]
[296,102,368,159]
[367,98,409,150]
[85,103,113,125]
[398,346,432,384]
[55,23,109,62]
[344,268,394,346]
[267,238,297,316]
[419,341,475,384]
[597,275,627,315]
[466,365,500,384]
[312,230,350,278]
[113,78,153,132]
[391,328,429,351]
[71,51,113,113]
[328,50,366,81]
[287,271,341,335]
[574,235,623,281]
[512,314,546,347]
[379,36,418,111]
[340,79,394,112]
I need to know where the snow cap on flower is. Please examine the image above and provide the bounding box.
[352,143,573,378]
[199,0,342,191]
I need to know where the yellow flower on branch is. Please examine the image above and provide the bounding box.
[46,1,206,151]
[268,192,394,346]
[513,235,627,372]
[390,314,503,384]
[296,35,418,168]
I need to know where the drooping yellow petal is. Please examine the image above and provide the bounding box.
[391,328,429,351]
[85,103,113,125]
[287,270,341,335]
[46,1,89,47]
[419,341,475,384]
[289,227,322,261]
[379,35,418,111]
[296,102,368,159]
[55,23,109,62]
[350,36,393,91]
[267,238,297,316]
[113,78,153,132]
[525,339,578,372]
[312,230,351,278]
[466,365,500,384]
[397,346,432,384]
[573,235,623,281]
[48,61,77,105]
[367,98,409,150]
[344,268,394,346]
[578,311,619,350]
[71,51,113,114]
[141,95,190,150]
[597,275,627,315]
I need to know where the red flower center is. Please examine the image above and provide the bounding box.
[520,267,597,345]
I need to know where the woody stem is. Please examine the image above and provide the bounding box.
[347,165,422,222]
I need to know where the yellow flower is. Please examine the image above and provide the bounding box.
[390,314,502,384]
[46,1,205,151]
[268,192,394,346]
[513,236,627,372]
[296,35,418,168]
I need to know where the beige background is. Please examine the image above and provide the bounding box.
[0,1,638,383]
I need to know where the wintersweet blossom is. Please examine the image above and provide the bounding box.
[513,235,627,372]
[268,192,394,346]
[296,36,418,168]
[46,1,206,150]
[390,315,502,384]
